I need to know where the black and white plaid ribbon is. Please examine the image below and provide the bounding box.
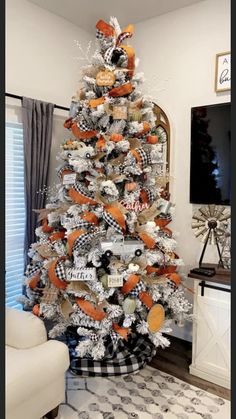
[75,220,92,229]
[129,280,146,298]
[158,213,172,221]
[96,29,104,40]
[26,262,42,278]
[136,147,148,168]
[73,233,93,252]
[117,30,133,45]
[102,210,123,235]
[55,260,67,282]
[73,182,95,200]
[104,46,124,66]
[146,150,152,165]
[110,330,119,347]
[90,333,99,342]
[73,231,100,253]
[78,119,93,132]
[143,187,155,203]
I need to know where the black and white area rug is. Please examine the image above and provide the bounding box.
[57,366,230,419]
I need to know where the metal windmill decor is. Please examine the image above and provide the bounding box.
[218,218,231,270]
[191,205,231,269]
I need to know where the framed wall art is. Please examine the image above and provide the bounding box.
[215,51,231,93]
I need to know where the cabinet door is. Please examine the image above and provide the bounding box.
[190,282,230,388]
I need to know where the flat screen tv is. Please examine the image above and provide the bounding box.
[190,102,231,205]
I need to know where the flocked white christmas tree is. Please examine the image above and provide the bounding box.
[20,17,192,374]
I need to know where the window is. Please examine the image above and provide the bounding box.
[5,120,25,309]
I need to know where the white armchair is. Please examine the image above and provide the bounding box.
[6,308,70,419]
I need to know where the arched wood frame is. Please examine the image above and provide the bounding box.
[153,103,170,191]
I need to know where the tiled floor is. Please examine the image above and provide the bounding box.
[56,365,230,418]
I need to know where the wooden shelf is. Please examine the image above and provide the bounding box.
[188,263,231,286]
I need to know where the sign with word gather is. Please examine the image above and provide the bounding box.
[66,267,97,281]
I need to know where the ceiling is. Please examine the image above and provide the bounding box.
[28,0,204,33]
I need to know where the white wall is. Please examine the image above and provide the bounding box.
[6,0,93,186]
[133,0,230,340]
[6,0,92,107]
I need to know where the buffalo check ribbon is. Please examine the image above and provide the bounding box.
[48,259,67,290]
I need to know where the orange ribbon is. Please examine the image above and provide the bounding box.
[32,304,40,316]
[96,136,106,150]
[96,20,115,37]
[155,218,171,228]
[68,188,97,205]
[49,231,65,242]
[67,229,86,257]
[162,227,172,236]
[48,259,67,290]
[81,211,99,225]
[121,274,140,295]
[71,122,97,140]
[146,265,162,275]
[28,273,40,289]
[166,272,181,286]
[120,44,135,78]
[138,232,156,249]
[130,149,142,164]
[109,82,133,97]
[89,97,105,108]
[146,265,177,276]
[110,133,124,142]
[112,323,130,341]
[41,219,54,234]
[140,189,149,204]
[76,298,106,321]
[104,205,126,232]
[64,118,73,129]
[139,291,154,309]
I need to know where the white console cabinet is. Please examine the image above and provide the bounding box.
[189,276,231,389]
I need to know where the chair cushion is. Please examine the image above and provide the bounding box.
[6,308,47,349]
[6,340,69,410]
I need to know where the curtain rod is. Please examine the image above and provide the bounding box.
[5,92,70,112]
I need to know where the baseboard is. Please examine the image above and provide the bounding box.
[189,364,230,390]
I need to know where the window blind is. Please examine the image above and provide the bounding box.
[5,122,25,309]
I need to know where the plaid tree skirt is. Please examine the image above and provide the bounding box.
[68,334,157,377]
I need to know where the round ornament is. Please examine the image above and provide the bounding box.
[123,297,136,314]
[147,304,165,333]
[96,69,115,87]
[147,135,158,144]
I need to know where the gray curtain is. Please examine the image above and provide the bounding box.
[22,97,54,267]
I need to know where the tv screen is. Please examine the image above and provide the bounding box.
[190,102,231,205]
